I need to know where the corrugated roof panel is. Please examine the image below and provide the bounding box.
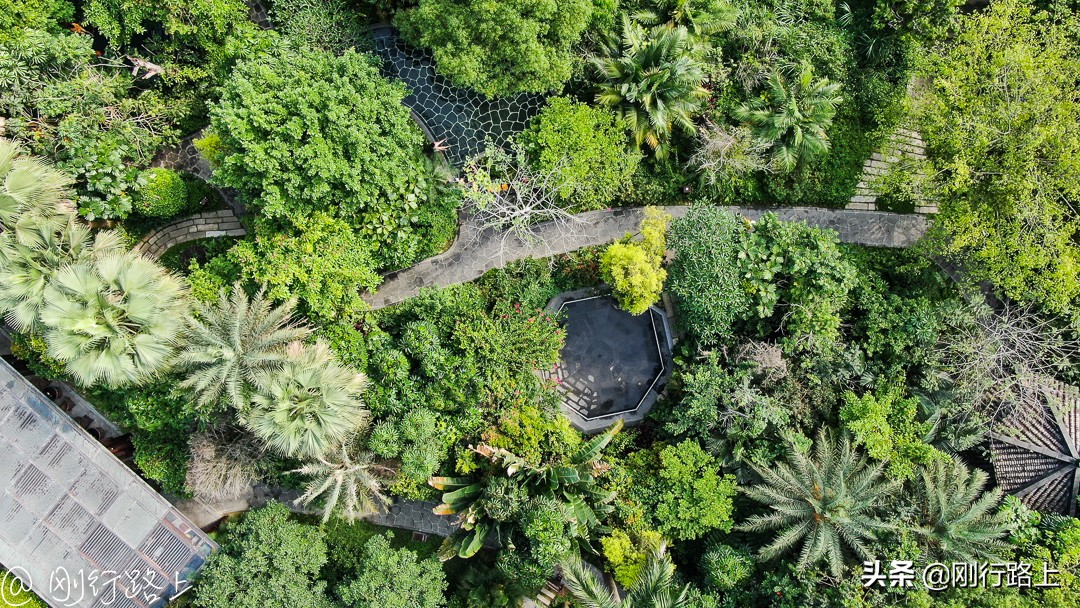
[0,358,217,608]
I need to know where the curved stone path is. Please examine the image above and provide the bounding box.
[363,205,930,310]
[133,210,246,258]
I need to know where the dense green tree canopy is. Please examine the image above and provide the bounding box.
[396,0,592,97]
[209,45,434,268]
[336,533,447,608]
[628,440,737,541]
[912,0,1080,317]
[228,214,381,322]
[193,503,334,608]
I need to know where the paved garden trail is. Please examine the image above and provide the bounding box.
[363,206,929,310]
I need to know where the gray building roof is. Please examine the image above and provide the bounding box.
[0,358,216,608]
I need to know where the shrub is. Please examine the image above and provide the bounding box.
[519,97,640,210]
[628,440,737,541]
[193,503,332,608]
[737,213,856,353]
[228,214,381,322]
[336,533,448,608]
[667,206,748,343]
[134,168,189,218]
[601,207,670,315]
[132,428,191,496]
[395,0,591,97]
[271,0,364,53]
[701,543,754,591]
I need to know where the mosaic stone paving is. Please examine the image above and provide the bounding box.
[370,25,547,166]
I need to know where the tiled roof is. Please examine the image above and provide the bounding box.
[0,358,216,608]
[989,378,1080,516]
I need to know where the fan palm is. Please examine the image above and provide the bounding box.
[176,284,311,414]
[910,458,1010,562]
[0,214,122,333]
[245,341,369,460]
[0,138,73,229]
[39,251,187,388]
[560,544,691,608]
[292,444,395,523]
[591,17,708,159]
[733,65,843,172]
[737,428,901,576]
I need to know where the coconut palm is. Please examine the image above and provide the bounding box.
[292,443,395,522]
[0,138,73,229]
[39,251,187,388]
[176,285,311,414]
[0,214,122,333]
[591,17,708,159]
[733,65,843,172]
[910,458,1010,562]
[244,341,369,460]
[737,428,901,576]
[560,544,691,608]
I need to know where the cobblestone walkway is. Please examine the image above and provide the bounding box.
[847,127,936,214]
[363,205,930,310]
[133,210,246,259]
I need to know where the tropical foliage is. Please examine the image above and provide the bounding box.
[738,429,901,576]
[734,65,843,172]
[40,251,187,388]
[245,341,369,460]
[561,544,691,608]
[176,284,311,414]
[293,445,395,523]
[909,459,1010,562]
[592,17,708,158]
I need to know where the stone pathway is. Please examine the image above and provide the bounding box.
[171,481,459,538]
[133,210,246,259]
[847,127,937,214]
[363,205,930,310]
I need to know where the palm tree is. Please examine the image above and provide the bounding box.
[176,284,311,414]
[292,443,395,522]
[39,251,187,388]
[560,544,691,608]
[0,214,122,333]
[244,341,369,460]
[634,0,738,37]
[592,17,708,159]
[737,429,901,577]
[733,65,843,172]
[0,138,73,229]
[431,419,623,560]
[910,458,1010,562]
